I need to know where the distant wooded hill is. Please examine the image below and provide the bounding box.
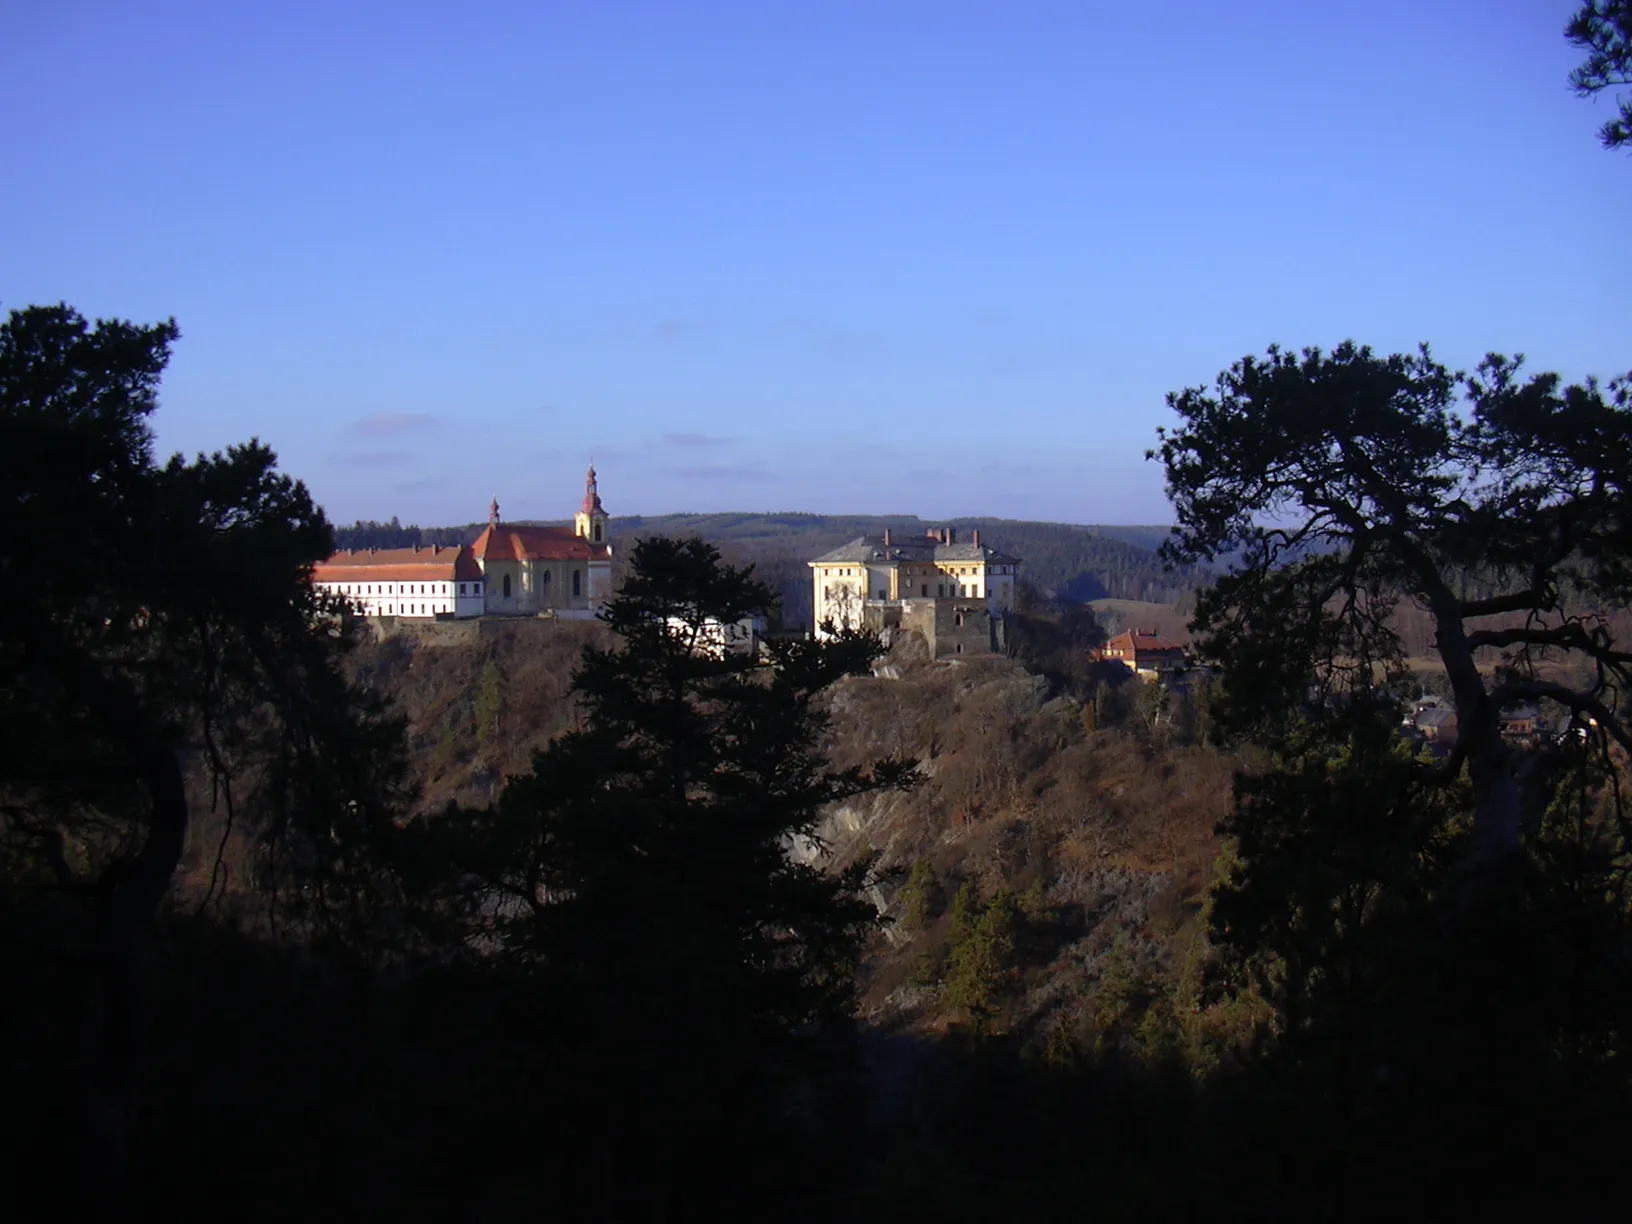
[331,512,1206,628]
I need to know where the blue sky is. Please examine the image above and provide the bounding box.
[4,0,1627,526]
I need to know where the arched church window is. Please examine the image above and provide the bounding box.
[541,570,552,589]
[572,570,582,598]
[593,522,603,542]
[503,573,512,599]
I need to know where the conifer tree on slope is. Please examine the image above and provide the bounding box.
[418,535,914,1213]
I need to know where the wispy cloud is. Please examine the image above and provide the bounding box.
[332,450,411,469]
[675,463,774,482]
[353,412,437,438]
[778,315,892,363]
[662,432,733,450]
[653,319,700,343]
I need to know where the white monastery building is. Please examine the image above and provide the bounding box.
[311,544,487,619]
[312,467,614,619]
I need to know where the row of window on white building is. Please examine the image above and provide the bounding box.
[328,581,483,596]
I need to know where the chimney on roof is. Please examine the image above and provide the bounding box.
[883,527,892,547]
[972,528,981,547]
[946,527,956,545]
[926,528,939,540]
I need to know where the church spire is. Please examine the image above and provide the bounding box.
[580,464,604,515]
[489,495,500,527]
[575,463,609,544]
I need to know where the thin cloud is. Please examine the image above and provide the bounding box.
[662,432,733,450]
[675,463,774,482]
[778,315,892,362]
[653,319,700,342]
[353,412,437,438]
[332,450,411,469]
[584,446,635,465]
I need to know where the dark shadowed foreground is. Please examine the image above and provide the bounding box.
[6,304,1632,1222]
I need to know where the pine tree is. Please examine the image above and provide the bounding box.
[474,658,503,748]
[423,535,916,1213]
[945,887,1016,1029]
[898,857,943,931]
[949,878,981,946]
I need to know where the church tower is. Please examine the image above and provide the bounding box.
[573,464,609,545]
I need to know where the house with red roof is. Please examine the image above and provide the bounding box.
[1095,629,1189,679]
[312,467,614,620]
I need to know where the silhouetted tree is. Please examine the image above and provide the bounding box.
[412,535,914,1217]
[1153,342,1632,867]
[0,304,409,1208]
[1008,581,1106,691]
[1156,342,1632,1212]
[1568,1,1632,150]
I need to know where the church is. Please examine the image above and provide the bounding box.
[312,467,614,619]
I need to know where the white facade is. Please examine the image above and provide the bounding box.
[664,614,768,657]
[812,565,868,635]
[315,470,615,621]
[318,577,487,619]
[809,527,1021,640]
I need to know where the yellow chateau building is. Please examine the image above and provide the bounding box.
[808,526,1021,652]
[313,467,613,619]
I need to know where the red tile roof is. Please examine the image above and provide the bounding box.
[470,523,606,562]
[1103,629,1187,656]
[313,545,483,584]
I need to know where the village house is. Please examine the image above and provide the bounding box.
[1095,629,1189,681]
[808,526,1021,656]
[1414,705,1459,743]
[1499,705,1542,742]
[312,467,614,619]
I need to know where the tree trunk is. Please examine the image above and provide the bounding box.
[43,636,195,1217]
[83,736,188,1218]
[1431,596,1521,864]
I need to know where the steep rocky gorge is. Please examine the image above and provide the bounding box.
[350,623,1245,1051]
